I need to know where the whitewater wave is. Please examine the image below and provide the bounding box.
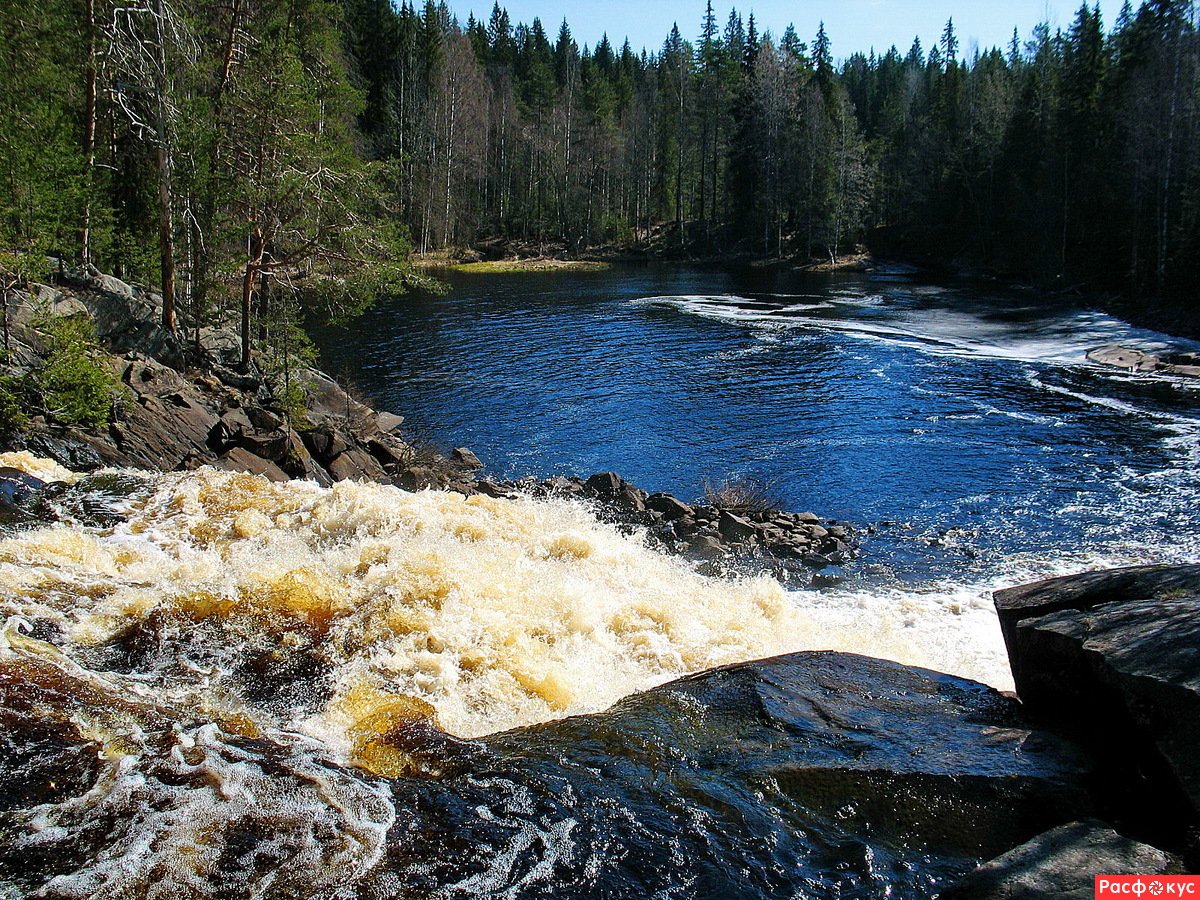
[633,293,1197,367]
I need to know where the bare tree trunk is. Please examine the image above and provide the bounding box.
[240,226,263,372]
[81,0,97,265]
[1157,10,1185,291]
[151,0,177,333]
[444,69,457,248]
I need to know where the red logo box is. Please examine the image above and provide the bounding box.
[1096,876,1200,897]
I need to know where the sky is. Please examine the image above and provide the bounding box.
[448,1,1113,59]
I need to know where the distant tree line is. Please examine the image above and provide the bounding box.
[345,0,1198,298]
[1,0,1197,352]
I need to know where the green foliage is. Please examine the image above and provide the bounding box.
[33,314,117,429]
[0,374,28,434]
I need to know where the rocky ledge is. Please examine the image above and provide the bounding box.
[1088,344,1200,378]
[939,564,1200,895]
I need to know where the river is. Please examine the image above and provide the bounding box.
[315,263,1200,686]
[1,264,1197,897]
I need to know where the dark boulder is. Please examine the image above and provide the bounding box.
[939,821,1176,899]
[994,565,1200,851]
[449,447,483,470]
[718,509,757,543]
[366,434,411,468]
[395,465,439,491]
[300,424,347,464]
[689,534,725,557]
[0,467,45,506]
[646,492,693,521]
[207,409,254,453]
[21,431,106,472]
[244,406,283,433]
[584,471,623,498]
[382,652,1095,898]
[238,428,290,462]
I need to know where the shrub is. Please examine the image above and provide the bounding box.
[33,313,117,428]
[0,374,28,433]
[702,476,786,517]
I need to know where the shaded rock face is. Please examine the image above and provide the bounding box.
[939,820,1176,899]
[375,652,1093,897]
[994,565,1200,857]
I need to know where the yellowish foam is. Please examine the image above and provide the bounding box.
[0,450,80,484]
[0,462,1014,771]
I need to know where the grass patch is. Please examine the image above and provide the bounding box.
[449,259,612,274]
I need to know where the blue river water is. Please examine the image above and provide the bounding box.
[313,264,1200,588]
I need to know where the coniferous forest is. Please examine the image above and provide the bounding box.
[1,0,1198,348]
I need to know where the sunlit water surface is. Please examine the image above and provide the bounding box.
[315,264,1200,690]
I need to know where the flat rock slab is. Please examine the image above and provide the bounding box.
[995,565,1200,833]
[939,821,1176,899]
[1088,345,1200,379]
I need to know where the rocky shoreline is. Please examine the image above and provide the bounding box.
[0,269,855,574]
[1088,344,1200,378]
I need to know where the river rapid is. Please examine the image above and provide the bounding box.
[316,264,1200,688]
[0,264,1196,897]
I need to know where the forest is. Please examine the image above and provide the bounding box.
[1,0,1198,364]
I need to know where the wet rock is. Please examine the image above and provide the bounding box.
[584,471,623,498]
[393,652,1096,898]
[450,447,483,470]
[396,465,439,491]
[646,492,692,521]
[542,475,584,496]
[718,509,757,543]
[994,565,1200,846]
[811,569,847,589]
[212,448,289,482]
[939,821,1176,899]
[21,431,105,472]
[473,479,514,499]
[0,467,45,506]
[690,534,725,558]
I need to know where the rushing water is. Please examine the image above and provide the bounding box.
[315,265,1200,670]
[2,265,1198,898]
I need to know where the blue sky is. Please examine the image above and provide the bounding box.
[448,1,1112,58]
